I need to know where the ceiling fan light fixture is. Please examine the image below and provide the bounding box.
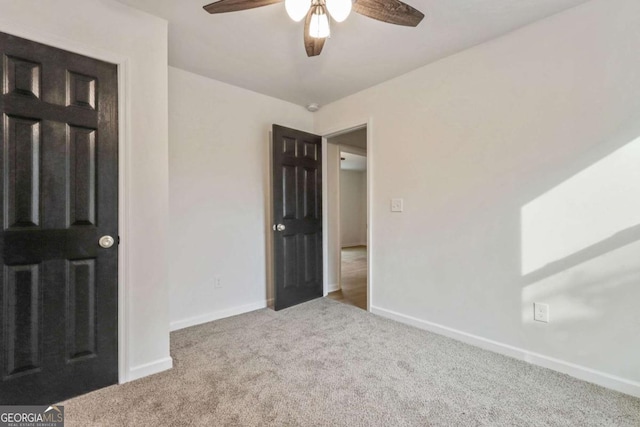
[203,0,425,57]
[285,0,311,22]
[326,0,351,22]
[309,6,330,39]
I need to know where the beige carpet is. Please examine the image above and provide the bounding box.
[63,298,640,426]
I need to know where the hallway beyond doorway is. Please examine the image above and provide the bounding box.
[328,246,367,310]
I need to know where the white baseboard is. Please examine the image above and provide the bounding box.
[371,306,640,399]
[328,283,340,292]
[170,301,267,331]
[126,357,173,383]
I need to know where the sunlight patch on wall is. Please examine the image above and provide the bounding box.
[521,137,640,275]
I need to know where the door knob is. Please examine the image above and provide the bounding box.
[99,235,115,248]
[273,224,286,232]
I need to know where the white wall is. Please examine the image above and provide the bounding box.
[315,0,640,397]
[168,67,313,329]
[0,0,171,381]
[340,170,367,247]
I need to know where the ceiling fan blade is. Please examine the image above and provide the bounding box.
[353,0,424,27]
[303,9,326,57]
[203,0,282,14]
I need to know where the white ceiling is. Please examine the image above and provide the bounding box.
[116,0,589,107]
[341,152,367,171]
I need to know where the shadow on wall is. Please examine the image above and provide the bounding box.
[520,134,640,380]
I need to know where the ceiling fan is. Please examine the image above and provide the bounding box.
[203,0,425,57]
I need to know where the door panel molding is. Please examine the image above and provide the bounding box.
[4,115,41,230]
[65,258,97,362]
[2,263,42,379]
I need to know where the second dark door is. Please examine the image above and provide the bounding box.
[272,125,323,310]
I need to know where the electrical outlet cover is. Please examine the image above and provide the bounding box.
[534,303,549,323]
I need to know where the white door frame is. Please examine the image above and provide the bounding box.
[319,118,373,311]
[0,23,133,383]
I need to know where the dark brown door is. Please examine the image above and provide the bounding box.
[0,32,118,404]
[272,125,323,310]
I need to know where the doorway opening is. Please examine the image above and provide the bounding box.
[325,127,368,310]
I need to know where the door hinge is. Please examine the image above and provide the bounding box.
[117,236,120,245]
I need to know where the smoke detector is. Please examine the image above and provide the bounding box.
[306,103,320,112]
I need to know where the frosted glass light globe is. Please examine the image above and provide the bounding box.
[285,0,311,22]
[309,7,330,38]
[326,0,351,22]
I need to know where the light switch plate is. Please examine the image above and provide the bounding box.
[391,198,403,212]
